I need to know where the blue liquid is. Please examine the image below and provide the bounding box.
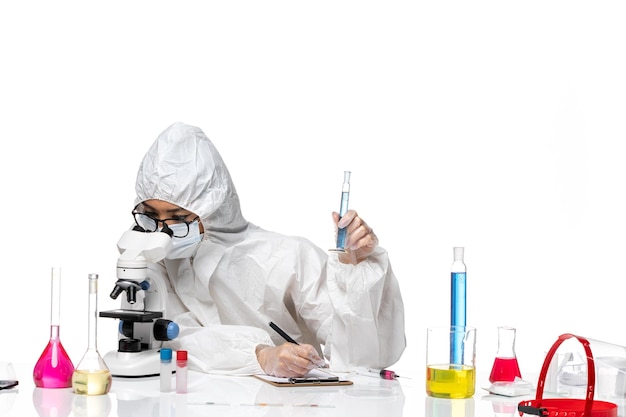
[336,191,350,249]
[337,228,347,249]
[450,272,466,364]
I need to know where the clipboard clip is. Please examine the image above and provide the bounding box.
[288,376,340,384]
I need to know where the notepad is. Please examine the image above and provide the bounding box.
[254,368,353,387]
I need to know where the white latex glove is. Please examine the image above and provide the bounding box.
[256,343,326,377]
[332,209,379,265]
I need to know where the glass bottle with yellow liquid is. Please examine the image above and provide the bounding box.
[72,273,112,395]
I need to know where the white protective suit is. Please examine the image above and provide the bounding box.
[135,122,406,375]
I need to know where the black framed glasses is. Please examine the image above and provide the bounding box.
[132,211,200,238]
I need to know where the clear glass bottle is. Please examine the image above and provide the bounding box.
[33,267,75,388]
[450,247,466,364]
[72,273,112,395]
[489,326,522,383]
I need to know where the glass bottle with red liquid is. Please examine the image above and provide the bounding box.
[33,267,75,388]
[489,326,522,383]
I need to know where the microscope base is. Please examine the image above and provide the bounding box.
[103,349,168,378]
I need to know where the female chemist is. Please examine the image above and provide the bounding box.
[130,122,406,377]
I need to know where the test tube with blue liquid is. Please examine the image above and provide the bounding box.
[330,171,351,252]
[450,247,466,365]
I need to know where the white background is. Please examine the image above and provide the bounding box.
[1,1,625,382]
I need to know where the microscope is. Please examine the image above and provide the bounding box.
[99,228,180,377]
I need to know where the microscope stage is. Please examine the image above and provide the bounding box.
[100,309,163,322]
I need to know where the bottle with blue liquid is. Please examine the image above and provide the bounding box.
[450,247,466,364]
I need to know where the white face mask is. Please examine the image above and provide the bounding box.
[165,221,203,259]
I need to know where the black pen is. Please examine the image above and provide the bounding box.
[268,321,299,345]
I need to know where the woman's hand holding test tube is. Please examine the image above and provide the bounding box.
[332,209,379,265]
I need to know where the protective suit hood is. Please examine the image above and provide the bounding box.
[135,122,248,245]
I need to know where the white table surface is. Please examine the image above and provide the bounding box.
[1,362,538,417]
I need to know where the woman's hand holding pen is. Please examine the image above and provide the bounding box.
[256,343,326,377]
[333,209,378,265]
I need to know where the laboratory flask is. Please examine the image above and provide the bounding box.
[71,273,112,395]
[489,326,522,383]
[33,267,75,388]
